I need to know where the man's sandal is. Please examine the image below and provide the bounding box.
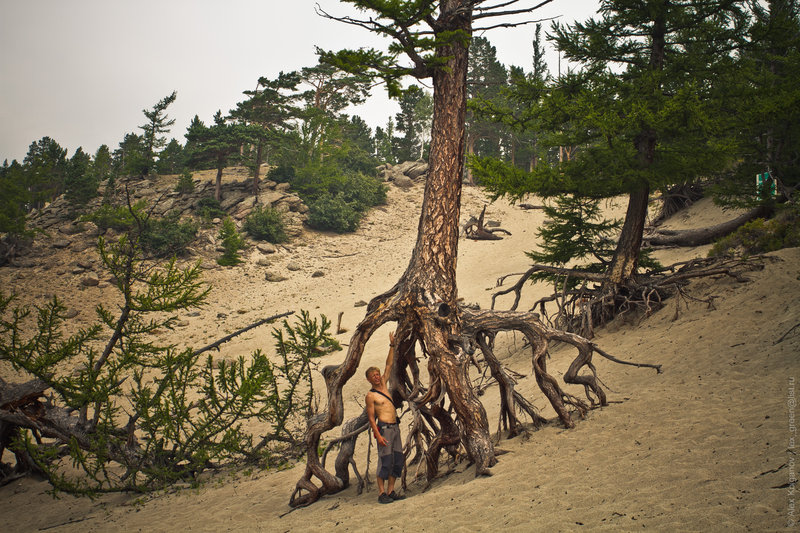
[388,491,405,501]
[378,493,394,504]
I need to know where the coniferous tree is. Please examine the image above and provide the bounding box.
[299,61,371,161]
[139,91,177,175]
[230,72,301,195]
[713,0,800,205]
[113,133,149,177]
[64,147,96,209]
[374,119,397,163]
[0,159,29,237]
[473,0,747,285]
[23,137,67,209]
[155,138,185,175]
[185,112,243,202]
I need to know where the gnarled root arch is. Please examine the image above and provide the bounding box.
[492,256,773,339]
[288,284,646,507]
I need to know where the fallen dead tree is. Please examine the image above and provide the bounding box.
[644,205,770,247]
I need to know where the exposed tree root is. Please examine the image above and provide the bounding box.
[288,282,657,507]
[491,255,774,339]
[463,205,512,240]
[651,183,706,226]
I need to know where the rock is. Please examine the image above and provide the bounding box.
[265,271,288,282]
[187,311,201,317]
[10,258,36,268]
[275,182,291,192]
[72,241,92,253]
[256,257,271,266]
[64,309,80,319]
[286,261,302,271]
[81,273,100,286]
[59,223,83,236]
[220,192,247,211]
[354,300,368,307]
[406,162,429,180]
[257,190,286,207]
[77,260,94,270]
[257,243,277,254]
[71,267,86,275]
[82,222,101,237]
[212,218,222,225]
[52,239,71,249]
[393,176,414,189]
[312,270,325,278]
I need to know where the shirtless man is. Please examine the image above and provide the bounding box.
[365,331,405,504]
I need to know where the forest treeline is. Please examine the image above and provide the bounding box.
[3,3,798,250]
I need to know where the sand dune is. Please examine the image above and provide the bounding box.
[1,178,798,532]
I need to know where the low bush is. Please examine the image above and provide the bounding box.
[175,170,195,194]
[82,201,146,232]
[306,193,361,233]
[141,212,198,257]
[196,197,227,221]
[243,205,287,243]
[217,217,246,266]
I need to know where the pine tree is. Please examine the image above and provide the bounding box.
[712,0,800,205]
[474,0,747,284]
[230,72,301,195]
[184,112,244,202]
[22,136,67,209]
[64,147,96,210]
[139,91,177,175]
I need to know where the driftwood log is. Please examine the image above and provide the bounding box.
[463,205,512,241]
[644,206,770,247]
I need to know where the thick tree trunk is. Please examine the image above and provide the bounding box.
[606,11,665,286]
[607,184,650,285]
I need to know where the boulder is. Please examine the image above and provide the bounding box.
[265,271,288,282]
[257,242,277,254]
[393,175,414,189]
[81,273,100,286]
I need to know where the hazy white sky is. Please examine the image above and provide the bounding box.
[0,0,598,163]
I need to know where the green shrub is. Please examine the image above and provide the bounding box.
[331,172,387,211]
[196,197,227,221]
[307,193,361,233]
[175,170,194,194]
[141,213,198,257]
[217,217,246,266]
[709,204,800,257]
[267,163,295,184]
[243,205,287,243]
[82,201,146,232]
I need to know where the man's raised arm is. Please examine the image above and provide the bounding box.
[383,331,396,383]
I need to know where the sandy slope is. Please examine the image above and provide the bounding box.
[1,178,798,532]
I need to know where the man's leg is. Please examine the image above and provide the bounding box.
[386,476,395,495]
[376,476,386,495]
